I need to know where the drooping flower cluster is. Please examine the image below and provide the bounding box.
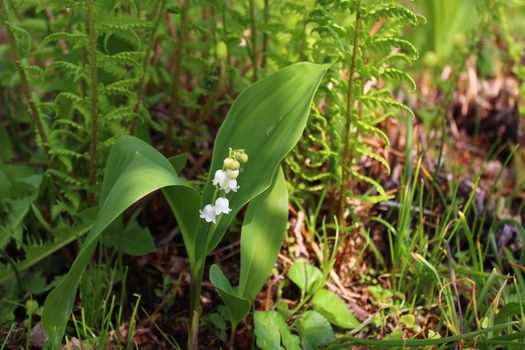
[199,148,248,223]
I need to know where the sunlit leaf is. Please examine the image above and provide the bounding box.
[297,311,334,350]
[312,289,360,329]
[41,136,200,345]
[200,62,328,255]
[288,261,325,295]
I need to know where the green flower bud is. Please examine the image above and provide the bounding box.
[223,157,240,170]
[216,41,228,60]
[235,150,249,163]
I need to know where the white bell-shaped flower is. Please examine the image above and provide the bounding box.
[214,197,231,215]
[226,179,239,193]
[199,204,216,223]
[213,170,228,189]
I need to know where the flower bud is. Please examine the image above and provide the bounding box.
[224,157,240,170]
[236,151,248,163]
[216,41,228,60]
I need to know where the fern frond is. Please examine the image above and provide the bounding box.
[372,37,418,60]
[355,145,390,174]
[103,107,139,121]
[55,93,90,120]
[379,67,416,91]
[51,129,84,143]
[368,5,419,26]
[55,92,86,105]
[41,32,88,49]
[360,96,415,119]
[51,118,84,131]
[47,169,83,187]
[20,60,43,81]
[97,17,152,32]
[98,51,144,78]
[113,0,138,15]
[36,0,83,12]
[354,119,390,147]
[350,170,392,203]
[9,24,31,52]
[101,78,138,97]
[62,190,81,210]
[47,61,86,81]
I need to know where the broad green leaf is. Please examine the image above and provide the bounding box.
[42,136,200,345]
[209,264,250,326]
[168,153,189,173]
[200,62,328,254]
[254,311,301,350]
[288,261,325,295]
[254,311,284,350]
[312,289,360,329]
[297,311,334,350]
[238,167,288,300]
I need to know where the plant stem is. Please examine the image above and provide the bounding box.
[131,0,167,135]
[165,0,190,153]
[336,0,361,226]
[221,5,233,90]
[261,0,269,68]
[228,323,237,350]
[87,0,98,204]
[248,0,258,81]
[0,0,50,163]
[188,262,203,350]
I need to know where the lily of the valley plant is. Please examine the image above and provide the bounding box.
[41,62,328,349]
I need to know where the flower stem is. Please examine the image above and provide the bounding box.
[337,0,361,226]
[0,0,50,163]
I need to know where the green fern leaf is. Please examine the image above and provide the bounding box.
[379,67,416,91]
[41,32,88,49]
[9,24,31,52]
[360,96,415,119]
[47,61,86,81]
[103,107,139,122]
[355,145,390,174]
[354,119,390,147]
[368,5,419,26]
[372,37,418,60]
[47,169,83,187]
[350,170,392,203]
[101,78,138,97]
